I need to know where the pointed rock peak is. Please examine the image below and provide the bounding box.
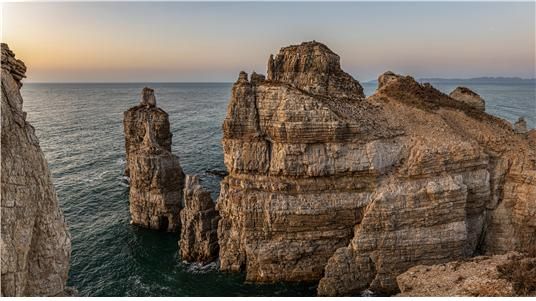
[266,41,365,99]
[139,87,156,107]
[237,71,249,84]
[377,71,401,89]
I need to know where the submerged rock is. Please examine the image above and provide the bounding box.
[124,88,185,232]
[1,43,72,296]
[449,86,486,111]
[179,175,220,263]
[217,41,536,295]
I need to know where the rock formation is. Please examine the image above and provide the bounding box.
[124,88,184,232]
[449,86,486,111]
[396,252,535,296]
[514,117,528,134]
[217,41,536,295]
[179,175,220,263]
[123,87,172,177]
[1,43,72,296]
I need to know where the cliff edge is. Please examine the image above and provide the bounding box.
[1,44,72,296]
[217,41,536,295]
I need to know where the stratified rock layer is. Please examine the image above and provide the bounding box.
[123,87,172,177]
[396,252,534,296]
[124,89,184,232]
[217,41,536,295]
[1,43,71,296]
[179,175,220,263]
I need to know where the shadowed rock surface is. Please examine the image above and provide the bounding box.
[217,41,536,295]
[179,175,220,263]
[124,88,185,232]
[1,43,72,296]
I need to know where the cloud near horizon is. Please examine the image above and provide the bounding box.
[3,2,535,83]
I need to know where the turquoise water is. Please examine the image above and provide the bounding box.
[21,81,534,296]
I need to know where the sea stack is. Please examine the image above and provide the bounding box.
[1,43,72,296]
[218,41,535,295]
[123,88,185,232]
[179,175,220,263]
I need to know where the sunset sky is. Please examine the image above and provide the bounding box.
[2,2,535,82]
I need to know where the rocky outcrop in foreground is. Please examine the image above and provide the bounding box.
[1,43,72,296]
[124,88,185,232]
[179,175,220,263]
[217,41,535,295]
[397,252,536,296]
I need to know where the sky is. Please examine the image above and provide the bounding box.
[2,2,535,83]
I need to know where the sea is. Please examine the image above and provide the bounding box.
[20,81,535,296]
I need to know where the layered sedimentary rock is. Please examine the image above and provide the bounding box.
[123,87,172,177]
[396,252,535,296]
[217,41,536,295]
[124,88,184,232]
[1,44,72,296]
[449,86,485,111]
[179,175,220,263]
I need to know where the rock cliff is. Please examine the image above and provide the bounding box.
[124,88,185,232]
[217,41,536,295]
[179,175,220,263]
[1,43,72,296]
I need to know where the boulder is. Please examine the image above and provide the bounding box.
[449,86,486,111]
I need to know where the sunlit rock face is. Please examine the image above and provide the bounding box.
[1,43,72,296]
[124,88,184,232]
[217,41,536,295]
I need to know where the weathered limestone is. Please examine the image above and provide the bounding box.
[123,87,172,177]
[217,41,536,296]
[179,175,220,263]
[396,252,533,296]
[124,88,184,232]
[1,43,72,296]
[449,86,486,111]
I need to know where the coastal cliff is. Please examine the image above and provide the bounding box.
[217,41,536,295]
[1,44,72,296]
[124,88,185,232]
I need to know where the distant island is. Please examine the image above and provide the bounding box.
[365,77,536,85]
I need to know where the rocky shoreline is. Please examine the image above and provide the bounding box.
[2,41,535,296]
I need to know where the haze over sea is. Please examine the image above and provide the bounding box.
[21,81,535,296]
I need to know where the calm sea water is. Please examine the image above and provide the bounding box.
[21,81,534,296]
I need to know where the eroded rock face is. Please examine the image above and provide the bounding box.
[123,88,172,177]
[396,252,531,296]
[124,89,184,232]
[514,117,528,134]
[179,175,220,263]
[318,71,535,295]
[267,41,365,99]
[449,86,486,111]
[218,41,536,295]
[1,43,71,296]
